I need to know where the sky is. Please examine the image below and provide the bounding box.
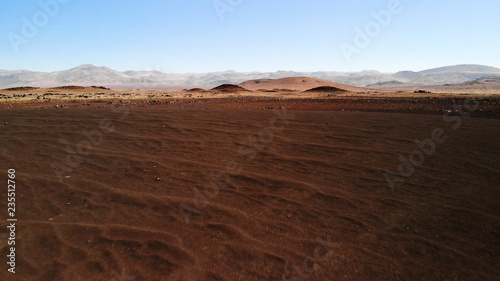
[0,0,499,73]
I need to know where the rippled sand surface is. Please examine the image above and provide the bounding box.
[0,109,499,281]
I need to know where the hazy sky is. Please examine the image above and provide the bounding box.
[1,0,499,73]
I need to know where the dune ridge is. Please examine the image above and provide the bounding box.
[239,77,369,92]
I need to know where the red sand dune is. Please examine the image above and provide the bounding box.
[239,77,368,92]
[188,88,207,92]
[211,84,251,93]
[304,86,349,93]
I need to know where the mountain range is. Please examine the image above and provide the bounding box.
[1,64,499,90]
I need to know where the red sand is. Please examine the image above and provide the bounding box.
[0,108,499,281]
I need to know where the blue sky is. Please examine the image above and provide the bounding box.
[1,0,499,73]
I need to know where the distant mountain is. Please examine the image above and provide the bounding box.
[0,64,499,90]
[436,76,500,91]
[367,80,404,87]
[392,71,423,82]
[380,76,500,94]
[419,64,500,74]
[53,65,130,84]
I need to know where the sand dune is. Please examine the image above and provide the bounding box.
[239,77,369,92]
[211,84,251,93]
[304,86,349,93]
[0,109,499,281]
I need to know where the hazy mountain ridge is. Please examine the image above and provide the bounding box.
[1,64,499,90]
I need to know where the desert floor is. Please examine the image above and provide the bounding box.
[0,101,499,281]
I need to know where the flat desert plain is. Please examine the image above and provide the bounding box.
[0,87,499,281]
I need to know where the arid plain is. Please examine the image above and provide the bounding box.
[0,78,499,281]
